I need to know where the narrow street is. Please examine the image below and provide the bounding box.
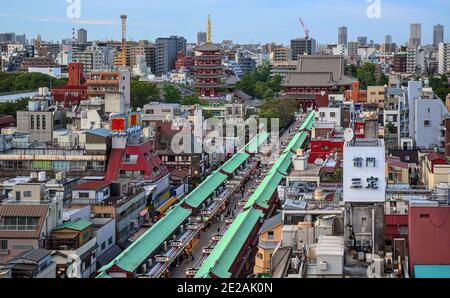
[170,114,303,278]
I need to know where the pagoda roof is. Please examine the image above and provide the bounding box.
[195,42,222,52]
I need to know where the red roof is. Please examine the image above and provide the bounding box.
[170,169,190,178]
[0,115,16,126]
[386,157,408,169]
[426,152,446,162]
[72,180,111,191]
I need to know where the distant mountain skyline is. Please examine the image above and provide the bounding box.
[0,0,449,45]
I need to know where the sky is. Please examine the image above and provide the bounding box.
[0,0,449,45]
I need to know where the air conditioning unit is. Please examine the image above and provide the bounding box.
[318,261,328,271]
[356,240,363,247]
[363,240,372,247]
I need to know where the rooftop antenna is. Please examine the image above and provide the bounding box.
[207,15,212,44]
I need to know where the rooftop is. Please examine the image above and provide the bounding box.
[53,219,92,232]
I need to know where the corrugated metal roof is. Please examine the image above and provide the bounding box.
[244,171,284,210]
[299,111,316,131]
[53,219,92,232]
[99,205,191,274]
[0,204,49,239]
[195,208,263,278]
[220,152,250,174]
[183,171,228,209]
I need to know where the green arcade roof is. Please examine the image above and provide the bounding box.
[183,171,228,209]
[220,152,250,174]
[195,208,264,278]
[53,219,92,232]
[99,205,191,274]
[245,131,269,153]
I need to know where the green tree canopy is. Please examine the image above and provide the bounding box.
[130,80,160,108]
[163,84,182,104]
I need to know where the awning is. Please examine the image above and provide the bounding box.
[139,209,149,217]
[156,197,178,214]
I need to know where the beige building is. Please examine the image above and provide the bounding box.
[385,156,409,185]
[367,86,386,108]
[254,213,282,275]
[420,152,450,191]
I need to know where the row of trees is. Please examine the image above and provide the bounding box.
[258,98,298,130]
[428,75,450,101]
[235,62,283,99]
[346,63,388,89]
[0,72,67,94]
[0,98,28,116]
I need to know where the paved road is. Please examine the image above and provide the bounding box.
[169,116,302,278]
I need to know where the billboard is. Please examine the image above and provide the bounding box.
[111,113,141,136]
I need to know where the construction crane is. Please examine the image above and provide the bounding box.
[299,17,310,40]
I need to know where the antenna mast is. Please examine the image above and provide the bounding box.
[207,15,212,44]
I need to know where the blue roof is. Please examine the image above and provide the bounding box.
[88,128,111,138]
[414,265,450,278]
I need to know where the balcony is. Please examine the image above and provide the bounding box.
[0,224,37,231]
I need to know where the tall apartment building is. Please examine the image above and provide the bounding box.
[433,24,444,47]
[197,31,207,45]
[357,36,367,46]
[143,44,156,74]
[393,52,407,73]
[272,47,290,62]
[290,38,317,60]
[438,43,450,75]
[347,41,359,58]
[338,27,348,46]
[409,23,422,48]
[155,36,187,76]
[78,28,88,43]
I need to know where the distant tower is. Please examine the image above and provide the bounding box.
[207,15,212,44]
[409,23,422,48]
[121,14,127,69]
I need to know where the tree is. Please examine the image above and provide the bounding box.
[130,80,160,108]
[258,98,298,130]
[0,98,28,116]
[356,62,376,89]
[254,81,268,99]
[163,84,182,103]
[0,72,67,93]
[181,95,202,106]
[378,73,389,86]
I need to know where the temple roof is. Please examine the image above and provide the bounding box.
[195,42,222,52]
[283,55,356,88]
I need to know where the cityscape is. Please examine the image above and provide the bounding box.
[1,0,450,283]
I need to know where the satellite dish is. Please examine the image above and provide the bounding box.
[343,128,354,142]
[314,158,324,166]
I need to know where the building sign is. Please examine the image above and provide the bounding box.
[170,240,183,248]
[225,218,234,224]
[111,113,142,136]
[155,256,169,262]
[213,197,223,202]
[186,224,199,230]
[343,140,385,203]
[186,269,198,277]
[202,247,213,254]
[212,235,222,241]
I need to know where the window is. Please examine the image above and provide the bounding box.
[42,115,46,130]
[330,112,336,118]
[405,156,410,161]
[320,112,325,118]
[424,120,430,127]
[108,237,113,245]
[23,191,32,198]
[267,231,274,240]
[257,253,263,259]
[36,115,40,129]
[0,240,7,251]
[420,214,430,219]
[79,192,90,198]
[30,115,35,129]
[101,242,106,250]
[427,108,431,113]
